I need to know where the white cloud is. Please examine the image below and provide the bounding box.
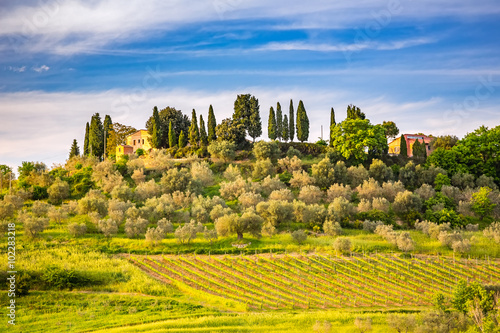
[32,65,50,72]
[7,65,26,72]
[0,0,497,55]
[1,87,499,173]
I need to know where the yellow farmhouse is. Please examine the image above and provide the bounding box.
[116,129,152,158]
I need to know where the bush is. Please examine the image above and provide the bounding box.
[465,223,479,231]
[286,146,302,158]
[277,156,303,173]
[289,170,314,189]
[191,161,215,187]
[42,266,88,290]
[256,200,294,227]
[175,220,203,244]
[160,168,193,194]
[332,237,351,255]
[291,230,307,244]
[260,175,285,196]
[328,197,356,223]
[326,184,353,202]
[223,164,241,181]
[47,206,68,224]
[269,189,294,202]
[252,140,280,161]
[208,140,236,162]
[68,223,87,237]
[369,159,393,184]
[347,165,369,188]
[238,192,263,209]
[252,158,276,179]
[483,222,500,243]
[145,227,166,245]
[324,220,342,236]
[19,212,49,239]
[392,191,422,223]
[131,168,146,185]
[47,178,70,204]
[31,201,50,217]
[356,178,383,201]
[311,157,334,189]
[125,217,149,238]
[78,190,107,216]
[298,185,323,204]
[362,220,384,233]
[97,219,118,237]
[415,184,436,201]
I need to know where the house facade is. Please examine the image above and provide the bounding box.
[388,134,434,157]
[116,129,152,158]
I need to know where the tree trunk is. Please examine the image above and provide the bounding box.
[237,232,243,240]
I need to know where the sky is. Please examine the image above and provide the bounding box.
[1,0,499,173]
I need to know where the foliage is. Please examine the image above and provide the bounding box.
[68,222,87,237]
[207,104,217,142]
[208,140,236,162]
[291,229,307,244]
[400,135,407,157]
[312,157,334,189]
[216,118,246,149]
[268,106,277,140]
[392,191,422,224]
[430,135,459,150]
[188,109,200,146]
[333,237,352,254]
[289,99,295,142]
[296,100,309,142]
[471,187,496,220]
[382,121,399,139]
[178,130,187,148]
[253,140,280,161]
[252,158,276,179]
[346,104,366,120]
[146,106,190,149]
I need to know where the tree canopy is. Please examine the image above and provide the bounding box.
[146,106,190,148]
[296,100,309,142]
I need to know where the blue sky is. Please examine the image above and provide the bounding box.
[1,0,499,171]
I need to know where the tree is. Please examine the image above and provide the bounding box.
[146,106,190,148]
[346,104,365,120]
[333,237,351,255]
[329,108,336,146]
[89,113,104,160]
[168,121,176,148]
[103,114,112,158]
[69,139,80,159]
[247,96,262,142]
[291,230,307,244]
[83,122,90,156]
[430,135,459,150]
[199,114,208,146]
[189,109,200,146]
[268,107,277,140]
[215,118,246,148]
[149,106,161,148]
[107,122,137,153]
[282,114,289,141]
[382,121,399,139]
[330,119,388,164]
[412,139,427,161]
[208,140,236,162]
[276,102,282,141]
[207,105,217,142]
[400,135,408,157]
[471,187,496,220]
[215,210,262,240]
[178,130,187,147]
[47,178,70,204]
[233,94,252,130]
[289,99,295,142]
[296,100,309,142]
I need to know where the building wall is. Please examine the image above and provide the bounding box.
[125,130,152,153]
[388,134,434,157]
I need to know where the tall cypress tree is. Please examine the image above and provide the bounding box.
[268,107,277,140]
[289,99,295,142]
[247,96,262,142]
[296,100,309,142]
[233,94,252,130]
[276,102,282,141]
[207,105,217,142]
[400,135,408,157]
[150,106,161,148]
[282,114,289,142]
[329,108,336,147]
[103,115,112,158]
[199,115,208,146]
[168,121,176,148]
[84,122,90,156]
[178,130,187,147]
[89,113,104,160]
[69,139,80,159]
[189,109,200,146]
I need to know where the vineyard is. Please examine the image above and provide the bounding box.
[129,253,500,310]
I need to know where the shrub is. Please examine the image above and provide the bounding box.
[238,192,264,209]
[333,161,349,186]
[328,197,356,223]
[392,191,422,223]
[451,239,471,253]
[78,190,107,216]
[175,220,203,244]
[396,232,415,252]
[324,220,342,236]
[97,219,118,237]
[289,170,314,189]
[260,175,285,196]
[483,222,500,243]
[451,172,475,190]
[252,158,276,179]
[203,227,218,244]
[191,161,215,187]
[131,168,146,185]
[434,173,451,191]
[297,185,323,204]
[20,212,49,239]
[362,220,384,233]
[110,184,134,201]
[357,199,372,213]
[347,165,369,188]
[353,317,372,333]
[291,230,307,244]
[0,201,15,220]
[476,174,498,190]
[210,204,233,221]
[269,189,294,202]
[31,201,50,217]
[286,146,302,158]
[47,206,68,224]
[369,159,393,184]
[371,197,390,213]
[301,204,327,227]
[415,184,436,201]
[465,223,479,231]
[47,178,70,204]
[278,156,303,173]
[208,140,236,162]
[333,237,351,255]
[145,227,166,245]
[160,168,194,194]
[356,178,383,201]
[311,157,334,189]
[4,194,24,210]
[223,164,241,181]
[220,177,257,200]
[256,200,294,227]
[252,140,280,161]
[42,266,88,290]
[68,223,87,237]
[326,184,353,202]
[125,217,149,238]
[261,222,277,237]
[381,181,405,202]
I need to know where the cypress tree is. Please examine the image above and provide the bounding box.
[247,96,262,142]
[329,108,336,147]
[178,130,187,148]
[168,121,176,148]
[282,114,289,142]
[346,104,366,120]
[296,100,309,142]
[400,135,408,157]
[199,115,208,146]
[84,122,90,156]
[150,106,161,148]
[189,109,200,146]
[268,106,277,140]
[89,113,104,160]
[103,115,112,158]
[207,105,217,142]
[289,99,295,142]
[69,139,80,159]
[233,94,252,130]
[276,102,282,141]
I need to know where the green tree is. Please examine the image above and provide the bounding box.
[215,118,247,149]
[149,106,161,148]
[89,113,104,160]
[400,135,408,157]
[471,187,496,220]
[178,130,187,148]
[233,94,252,129]
[412,139,427,161]
[329,107,336,147]
[289,99,295,142]
[189,109,200,146]
[330,119,388,164]
[276,102,282,141]
[207,105,217,142]
[282,114,289,142]
[268,107,277,140]
[69,139,80,159]
[296,100,309,142]
[430,135,459,150]
[168,121,176,148]
[382,121,399,139]
[346,104,365,120]
[247,96,262,142]
[215,210,262,240]
[146,106,190,148]
[107,122,137,155]
[83,122,90,156]
[199,114,208,146]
